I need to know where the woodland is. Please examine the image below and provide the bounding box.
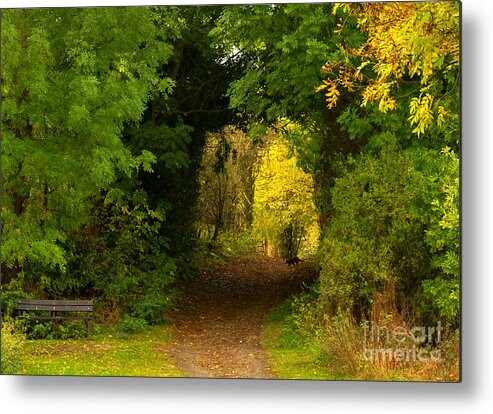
[1,2,460,381]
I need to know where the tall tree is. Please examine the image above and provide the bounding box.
[197,126,257,243]
[126,6,241,257]
[1,7,173,282]
[253,130,319,258]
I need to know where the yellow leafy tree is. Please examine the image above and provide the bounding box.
[253,131,319,258]
[318,2,460,136]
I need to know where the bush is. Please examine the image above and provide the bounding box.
[26,321,52,339]
[316,141,459,326]
[287,282,322,338]
[275,139,460,381]
[216,229,258,256]
[71,189,178,324]
[318,143,429,319]
[120,315,148,333]
[421,148,459,324]
[23,320,87,340]
[0,274,30,315]
[1,318,26,374]
[132,288,176,325]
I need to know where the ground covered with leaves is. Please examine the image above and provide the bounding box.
[168,255,315,378]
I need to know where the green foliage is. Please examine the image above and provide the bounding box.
[214,230,258,257]
[421,278,459,322]
[309,1,460,333]
[316,140,459,325]
[420,148,460,322]
[25,321,53,340]
[125,6,241,265]
[132,287,175,325]
[214,3,338,121]
[23,320,87,340]
[424,148,460,277]
[1,6,176,284]
[125,122,198,259]
[1,318,26,374]
[73,188,177,324]
[286,282,322,339]
[119,315,148,334]
[0,272,29,314]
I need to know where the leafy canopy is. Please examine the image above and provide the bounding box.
[318,2,460,137]
[1,8,175,272]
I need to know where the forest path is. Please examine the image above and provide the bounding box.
[167,255,313,379]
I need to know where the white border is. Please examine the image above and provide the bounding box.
[1,0,493,413]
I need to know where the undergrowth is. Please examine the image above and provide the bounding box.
[262,288,460,382]
[1,318,27,374]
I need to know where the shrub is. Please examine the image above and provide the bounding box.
[71,189,178,324]
[132,288,176,325]
[1,318,26,374]
[318,143,430,320]
[216,229,258,256]
[316,141,459,326]
[22,320,87,340]
[26,321,52,339]
[120,315,148,333]
[422,148,459,324]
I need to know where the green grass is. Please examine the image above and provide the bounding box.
[261,300,344,380]
[15,323,185,377]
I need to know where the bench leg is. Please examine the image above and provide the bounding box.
[52,312,58,337]
[86,319,91,339]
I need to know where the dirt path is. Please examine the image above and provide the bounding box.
[167,255,314,379]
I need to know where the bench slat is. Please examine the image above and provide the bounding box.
[18,315,93,321]
[16,304,93,312]
[17,299,93,306]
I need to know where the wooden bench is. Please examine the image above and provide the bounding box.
[15,299,94,338]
